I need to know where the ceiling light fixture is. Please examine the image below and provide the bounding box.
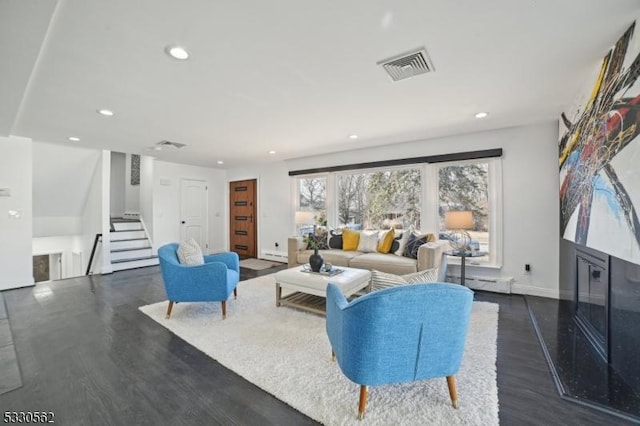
[268,150,276,155]
[165,45,190,60]
[97,109,114,116]
[474,112,489,119]
[217,160,224,165]
[349,134,358,140]
[68,136,80,142]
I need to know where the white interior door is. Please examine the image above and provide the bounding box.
[180,179,208,251]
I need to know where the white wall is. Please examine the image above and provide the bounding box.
[0,136,34,290]
[139,155,154,242]
[33,216,82,237]
[228,122,560,297]
[152,161,226,253]
[81,151,109,274]
[110,151,126,217]
[124,153,140,213]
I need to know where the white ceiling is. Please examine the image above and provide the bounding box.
[2,0,639,168]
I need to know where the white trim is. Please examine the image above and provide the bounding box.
[511,283,559,299]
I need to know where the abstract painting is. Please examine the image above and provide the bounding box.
[559,21,640,265]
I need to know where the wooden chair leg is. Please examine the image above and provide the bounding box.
[165,301,174,319]
[234,288,237,299]
[358,385,368,420]
[331,349,336,362]
[221,300,227,319]
[446,375,458,408]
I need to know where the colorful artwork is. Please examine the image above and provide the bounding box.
[559,21,640,265]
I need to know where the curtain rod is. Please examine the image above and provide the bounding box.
[288,148,502,176]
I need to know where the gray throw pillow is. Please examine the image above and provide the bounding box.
[177,238,204,265]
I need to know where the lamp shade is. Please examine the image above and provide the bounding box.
[445,211,473,230]
[295,211,315,225]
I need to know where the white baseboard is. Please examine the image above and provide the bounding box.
[446,274,512,294]
[261,250,288,263]
[511,283,559,299]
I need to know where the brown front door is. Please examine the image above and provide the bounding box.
[229,179,257,259]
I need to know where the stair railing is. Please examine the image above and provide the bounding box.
[86,233,103,276]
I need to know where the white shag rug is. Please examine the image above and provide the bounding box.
[139,275,499,425]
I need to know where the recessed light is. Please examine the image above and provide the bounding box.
[154,146,162,151]
[68,136,80,142]
[217,160,224,165]
[165,45,190,60]
[97,109,114,116]
[474,112,488,119]
[349,134,358,139]
[268,150,276,155]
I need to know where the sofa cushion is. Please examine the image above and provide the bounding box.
[394,228,412,256]
[328,230,343,249]
[403,233,426,259]
[357,230,379,253]
[349,252,418,275]
[377,229,395,253]
[342,229,360,251]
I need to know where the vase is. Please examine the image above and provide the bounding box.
[309,248,324,272]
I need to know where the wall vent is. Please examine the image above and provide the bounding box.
[156,140,186,149]
[377,47,435,82]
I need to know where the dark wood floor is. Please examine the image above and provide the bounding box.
[0,265,635,425]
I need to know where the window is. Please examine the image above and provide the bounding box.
[436,159,501,266]
[295,176,327,236]
[292,157,502,267]
[336,168,422,230]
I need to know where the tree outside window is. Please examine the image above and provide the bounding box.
[438,162,489,253]
[337,169,421,230]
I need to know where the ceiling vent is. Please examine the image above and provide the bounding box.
[156,140,186,149]
[377,48,435,82]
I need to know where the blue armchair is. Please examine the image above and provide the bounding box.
[326,282,473,420]
[158,243,240,320]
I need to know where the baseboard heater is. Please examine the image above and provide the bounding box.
[446,274,513,294]
[261,250,288,263]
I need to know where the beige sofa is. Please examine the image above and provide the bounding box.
[287,236,449,276]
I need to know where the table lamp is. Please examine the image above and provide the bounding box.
[295,211,316,236]
[445,211,473,253]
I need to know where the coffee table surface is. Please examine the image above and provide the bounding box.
[275,265,371,314]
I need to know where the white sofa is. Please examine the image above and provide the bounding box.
[287,236,449,277]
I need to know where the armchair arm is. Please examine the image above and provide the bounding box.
[204,252,239,273]
[288,237,305,268]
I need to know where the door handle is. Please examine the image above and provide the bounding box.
[181,221,186,224]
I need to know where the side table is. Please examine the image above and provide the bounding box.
[444,250,487,285]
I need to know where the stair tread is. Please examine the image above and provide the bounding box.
[111,237,149,242]
[110,229,144,232]
[111,247,151,253]
[112,255,158,264]
[111,218,141,223]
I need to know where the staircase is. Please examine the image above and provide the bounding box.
[110,218,158,271]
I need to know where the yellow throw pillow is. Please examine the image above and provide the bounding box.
[426,233,436,243]
[342,229,361,251]
[377,229,395,253]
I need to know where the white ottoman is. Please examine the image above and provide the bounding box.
[275,265,371,315]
